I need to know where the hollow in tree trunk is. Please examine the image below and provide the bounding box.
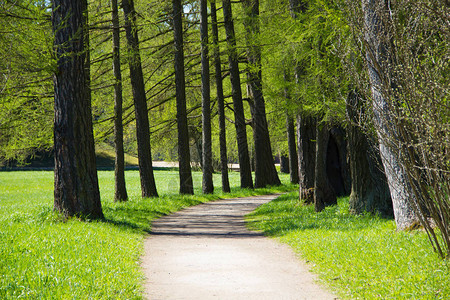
[314,122,337,212]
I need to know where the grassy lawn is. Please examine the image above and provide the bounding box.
[247,192,450,299]
[0,170,294,299]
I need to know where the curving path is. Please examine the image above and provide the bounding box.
[142,194,337,300]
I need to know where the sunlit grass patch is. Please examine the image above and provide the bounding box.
[247,192,450,299]
[0,170,294,299]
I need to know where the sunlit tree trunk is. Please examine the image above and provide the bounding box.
[222,0,253,189]
[363,0,419,230]
[52,0,103,218]
[111,0,128,202]
[200,0,213,194]
[173,0,194,194]
[123,0,158,198]
[211,1,230,193]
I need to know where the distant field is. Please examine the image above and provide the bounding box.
[0,170,294,299]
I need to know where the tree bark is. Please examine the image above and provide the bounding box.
[242,0,280,188]
[327,127,351,196]
[173,0,194,194]
[283,71,299,184]
[280,154,289,174]
[112,0,128,202]
[200,0,213,194]
[346,91,393,216]
[363,0,420,230]
[52,0,103,218]
[297,114,316,203]
[123,0,158,198]
[222,0,253,189]
[211,1,230,193]
[314,122,337,212]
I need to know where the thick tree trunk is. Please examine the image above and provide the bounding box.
[211,1,230,193]
[123,0,158,198]
[222,0,253,189]
[200,0,213,194]
[327,127,351,196]
[112,0,128,202]
[242,0,280,188]
[363,0,419,230]
[314,122,337,212]
[280,154,289,174]
[346,91,393,216]
[173,0,194,194]
[52,0,103,218]
[297,114,316,203]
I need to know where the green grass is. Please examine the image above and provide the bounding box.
[247,192,450,299]
[0,170,295,299]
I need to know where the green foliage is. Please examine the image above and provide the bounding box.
[0,170,294,298]
[247,192,450,299]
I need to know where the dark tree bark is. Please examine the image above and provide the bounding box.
[283,71,299,184]
[52,0,103,218]
[112,0,128,202]
[211,1,230,193]
[363,0,419,229]
[173,0,194,194]
[123,0,158,198]
[346,91,393,216]
[222,0,253,189]
[242,0,280,188]
[280,155,289,174]
[314,122,337,212]
[297,114,316,203]
[327,127,351,196]
[200,0,214,194]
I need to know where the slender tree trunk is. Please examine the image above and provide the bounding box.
[286,116,299,183]
[112,0,128,202]
[280,155,289,173]
[211,1,230,193]
[222,0,253,189]
[363,0,419,230]
[52,0,103,218]
[328,127,351,196]
[123,0,158,198]
[297,114,316,203]
[283,70,299,184]
[200,0,213,194]
[242,0,280,188]
[346,90,393,216]
[314,122,337,212]
[173,0,194,194]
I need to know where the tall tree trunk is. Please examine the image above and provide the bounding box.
[123,0,158,198]
[52,0,103,218]
[200,0,213,194]
[242,0,280,188]
[346,90,393,216]
[222,0,253,189]
[363,0,419,230]
[297,114,316,203]
[286,116,299,184]
[280,154,289,174]
[173,0,194,194]
[327,127,351,196]
[314,122,337,212]
[112,0,128,202]
[284,70,299,184]
[211,1,230,193]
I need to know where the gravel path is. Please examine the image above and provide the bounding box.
[142,194,337,300]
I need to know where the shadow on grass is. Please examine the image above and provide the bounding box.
[247,192,394,237]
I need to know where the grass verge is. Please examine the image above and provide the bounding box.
[247,192,450,299]
[0,170,295,299]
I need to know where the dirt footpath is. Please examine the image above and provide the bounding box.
[142,194,337,300]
